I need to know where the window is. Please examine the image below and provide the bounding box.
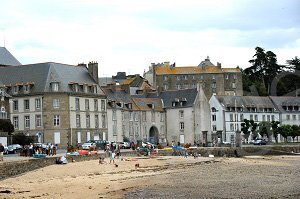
[176,76,180,81]
[53,99,60,108]
[160,113,164,122]
[200,75,203,80]
[292,115,296,120]
[35,98,41,109]
[212,125,217,131]
[77,132,81,144]
[24,99,30,110]
[164,84,168,90]
[151,111,155,122]
[230,123,234,131]
[13,86,18,93]
[75,98,80,110]
[212,82,216,88]
[271,115,275,121]
[230,114,233,121]
[101,100,106,111]
[212,114,216,121]
[13,116,19,129]
[53,115,60,126]
[94,99,98,111]
[134,112,139,121]
[192,75,195,80]
[176,84,180,89]
[262,115,266,121]
[240,114,244,121]
[24,85,30,93]
[212,75,215,80]
[250,114,253,120]
[86,114,90,128]
[142,111,146,122]
[179,110,184,118]
[286,115,290,120]
[13,100,18,111]
[163,75,168,81]
[36,115,41,127]
[254,115,258,121]
[232,82,236,89]
[25,115,30,128]
[52,82,59,91]
[95,114,99,128]
[85,99,89,110]
[184,75,188,80]
[267,115,270,122]
[102,114,106,128]
[179,122,184,130]
[112,110,117,120]
[225,74,229,79]
[233,74,237,79]
[76,114,81,127]
[113,121,117,135]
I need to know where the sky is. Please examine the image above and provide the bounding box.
[0,0,299,76]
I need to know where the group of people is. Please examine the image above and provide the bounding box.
[22,143,57,157]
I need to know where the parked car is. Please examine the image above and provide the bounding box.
[3,146,8,154]
[81,142,97,150]
[7,144,22,154]
[253,139,267,145]
[118,142,131,149]
[94,140,110,150]
[142,142,157,149]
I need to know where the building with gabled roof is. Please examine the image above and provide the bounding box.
[0,61,107,148]
[0,47,21,66]
[144,57,243,99]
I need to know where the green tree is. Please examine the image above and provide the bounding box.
[241,119,251,142]
[287,56,300,71]
[249,120,259,140]
[0,119,14,134]
[279,125,292,142]
[12,132,34,146]
[259,121,272,141]
[291,125,300,142]
[271,121,280,143]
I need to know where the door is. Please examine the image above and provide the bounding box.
[54,132,61,144]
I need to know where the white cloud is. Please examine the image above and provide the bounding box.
[1,0,299,76]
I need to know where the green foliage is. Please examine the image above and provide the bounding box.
[271,121,280,143]
[0,119,15,134]
[259,121,272,139]
[12,132,35,146]
[241,119,251,140]
[291,125,300,141]
[249,120,259,139]
[279,125,292,142]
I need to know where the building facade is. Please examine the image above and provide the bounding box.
[144,57,243,99]
[1,62,107,148]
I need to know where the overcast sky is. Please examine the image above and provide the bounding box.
[1,0,299,76]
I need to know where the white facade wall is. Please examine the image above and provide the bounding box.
[10,96,43,131]
[166,107,194,145]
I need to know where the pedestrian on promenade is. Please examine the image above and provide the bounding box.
[0,143,4,161]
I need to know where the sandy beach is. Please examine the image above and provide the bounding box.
[0,155,299,198]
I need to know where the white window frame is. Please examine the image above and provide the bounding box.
[35,98,41,109]
[53,99,60,109]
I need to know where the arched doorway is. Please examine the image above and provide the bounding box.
[149,126,159,144]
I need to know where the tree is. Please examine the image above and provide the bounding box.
[243,47,284,95]
[291,125,300,142]
[286,56,300,71]
[271,121,280,143]
[259,121,272,141]
[241,119,251,142]
[279,125,292,142]
[12,132,34,146]
[249,120,259,140]
[0,119,14,134]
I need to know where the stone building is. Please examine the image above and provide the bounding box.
[144,57,243,99]
[0,62,107,148]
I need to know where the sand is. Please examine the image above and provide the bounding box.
[0,155,299,198]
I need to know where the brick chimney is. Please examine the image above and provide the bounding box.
[88,61,99,84]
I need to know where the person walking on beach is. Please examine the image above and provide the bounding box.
[110,150,115,164]
[0,143,5,161]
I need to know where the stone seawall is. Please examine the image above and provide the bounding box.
[0,145,299,180]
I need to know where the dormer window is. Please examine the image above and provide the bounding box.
[51,82,59,92]
[147,103,154,109]
[13,86,18,94]
[24,85,30,93]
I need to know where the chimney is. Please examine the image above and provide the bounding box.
[88,61,99,84]
[217,62,221,68]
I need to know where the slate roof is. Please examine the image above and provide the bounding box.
[269,96,300,113]
[215,96,277,110]
[139,89,198,109]
[132,97,164,111]
[102,88,137,110]
[0,47,21,66]
[0,62,104,95]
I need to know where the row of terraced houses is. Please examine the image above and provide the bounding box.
[0,47,299,148]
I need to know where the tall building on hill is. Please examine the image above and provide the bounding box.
[144,56,243,99]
